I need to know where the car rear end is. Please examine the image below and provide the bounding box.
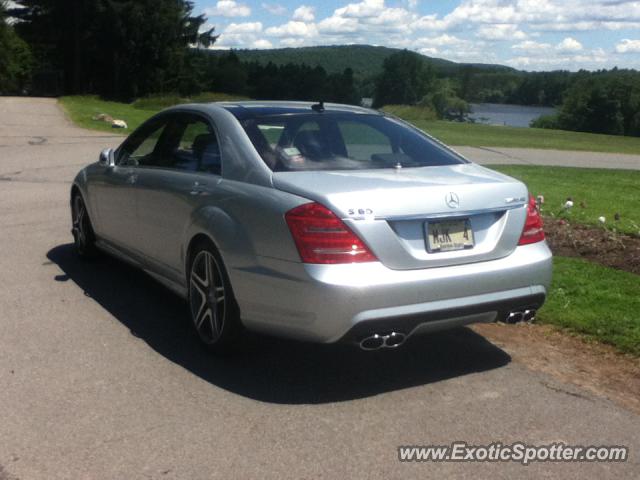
[227,105,552,348]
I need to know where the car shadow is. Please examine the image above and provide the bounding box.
[47,244,511,405]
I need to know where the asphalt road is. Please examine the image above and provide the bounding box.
[0,97,638,480]
[458,145,640,170]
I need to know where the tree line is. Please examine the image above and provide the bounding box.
[373,50,640,137]
[1,1,638,137]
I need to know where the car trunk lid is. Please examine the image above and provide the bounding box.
[273,164,529,270]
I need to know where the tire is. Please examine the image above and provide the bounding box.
[71,193,98,259]
[187,240,242,353]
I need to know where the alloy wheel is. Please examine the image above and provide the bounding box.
[189,250,227,344]
[73,195,87,251]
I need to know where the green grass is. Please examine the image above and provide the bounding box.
[539,257,640,356]
[61,96,640,155]
[489,165,640,236]
[59,93,248,133]
[382,104,437,122]
[411,119,640,155]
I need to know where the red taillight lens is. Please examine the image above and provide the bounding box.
[518,194,545,245]
[285,202,377,264]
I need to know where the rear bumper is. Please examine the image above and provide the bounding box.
[231,241,552,343]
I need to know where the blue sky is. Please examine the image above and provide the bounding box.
[194,0,640,71]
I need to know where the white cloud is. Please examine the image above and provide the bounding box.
[252,39,273,49]
[223,22,262,34]
[261,2,287,16]
[207,0,640,69]
[292,5,315,22]
[556,37,582,52]
[512,40,551,52]
[476,24,527,40]
[417,34,467,47]
[506,49,608,70]
[335,0,385,19]
[265,21,318,38]
[418,47,438,56]
[204,0,250,18]
[317,16,360,34]
[411,14,450,31]
[279,38,304,47]
[616,39,640,53]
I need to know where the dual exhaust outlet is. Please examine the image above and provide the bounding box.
[358,308,537,350]
[505,309,537,324]
[359,331,406,351]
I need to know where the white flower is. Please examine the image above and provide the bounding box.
[598,216,606,224]
[564,200,574,209]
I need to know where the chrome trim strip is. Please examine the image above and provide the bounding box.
[375,204,523,222]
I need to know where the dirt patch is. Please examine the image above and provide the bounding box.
[473,322,640,415]
[544,218,640,275]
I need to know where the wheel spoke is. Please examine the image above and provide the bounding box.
[209,309,218,337]
[192,266,208,289]
[191,280,207,323]
[196,306,212,330]
[205,254,214,290]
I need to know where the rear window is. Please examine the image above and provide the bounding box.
[241,113,465,172]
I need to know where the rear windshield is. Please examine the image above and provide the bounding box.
[241,113,466,172]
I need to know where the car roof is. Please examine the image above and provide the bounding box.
[209,101,382,120]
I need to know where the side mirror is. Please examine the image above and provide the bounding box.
[98,148,115,168]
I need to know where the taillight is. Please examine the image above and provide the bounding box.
[518,194,545,245]
[285,202,377,264]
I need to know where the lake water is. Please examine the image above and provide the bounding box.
[469,103,557,128]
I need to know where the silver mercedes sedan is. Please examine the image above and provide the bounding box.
[71,101,552,352]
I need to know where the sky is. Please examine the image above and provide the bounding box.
[194,0,640,71]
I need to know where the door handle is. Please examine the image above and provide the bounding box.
[190,181,208,195]
[127,174,138,184]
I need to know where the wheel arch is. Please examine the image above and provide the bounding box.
[185,232,220,280]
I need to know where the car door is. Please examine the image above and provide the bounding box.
[134,112,223,282]
[93,116,173,253]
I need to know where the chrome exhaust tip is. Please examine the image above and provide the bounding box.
[385,332,406,348]
[506,311,524,324]
[523,309,536,322]
[359,332,407,351]
[360,334,385,351]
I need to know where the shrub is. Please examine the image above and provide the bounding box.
[530,114,560,129]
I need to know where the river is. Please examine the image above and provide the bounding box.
[469,103,557,128]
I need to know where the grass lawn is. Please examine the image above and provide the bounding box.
[59,93,248,133]
[413,120,640,155]
[489,165,640,236]
[539,257,640,356]
[61,95,640,155]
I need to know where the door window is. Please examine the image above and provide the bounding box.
[118,118,172,167]
[117,114,222,175]
[172,116,222,175]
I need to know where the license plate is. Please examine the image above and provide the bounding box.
[426,219,474,252]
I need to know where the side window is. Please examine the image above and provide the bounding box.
[172,115,221,175]
[338,121,393,161]
[118,119,171,167]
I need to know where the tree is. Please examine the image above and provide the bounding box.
[11,0,217,99]
[422,79,470,121]
[0,1,32,94]
[556,79,624,135]
[373,50,434,107]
